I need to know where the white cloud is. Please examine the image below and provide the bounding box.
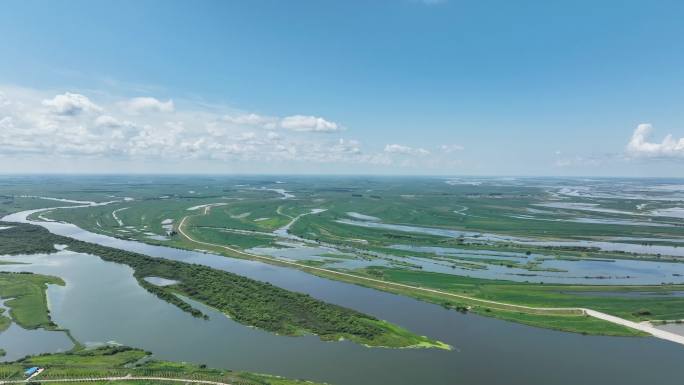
[627,123,684,158]
[224,113,276,127]
[331,138,361,154]
[225,113,341,133]
[223,113,279,130]
[280,115,341,132]
[0,116,13,129]
[94,115,120,127]
[384,144,430,155]
[122,97,174,113]
[0,86,358,165]
[439,144,464,153]
[42,92,102,115]
[0,92,10,107]
[0,85,454,173]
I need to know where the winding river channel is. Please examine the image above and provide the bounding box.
[2,207,684,384]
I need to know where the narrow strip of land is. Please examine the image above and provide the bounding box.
[583,309,684,345]
[178,214,684,347]
[0,376,231,385]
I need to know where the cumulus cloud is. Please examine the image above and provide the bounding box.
[42,92,102,115]
[224,113,277,128]
[0,86,459,173]
[94,115,120,127]
[384,144,430,155]
[280,115,341,132]
[223,113,341,133]
[331,138,361,154]
[627,123,684,158]
[0,87,359,165]
[122,97,174,114]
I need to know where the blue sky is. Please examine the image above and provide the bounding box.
[1,0,683,175]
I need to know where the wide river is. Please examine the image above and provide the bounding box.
[2,208,684,385]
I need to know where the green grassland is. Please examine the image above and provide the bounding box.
[185,225,277,249]
[0,272,64,330]
[34,177,684,262]
[0,346,328,385]
[38,190,296,248]
[191,199,294,231]
[0,271,71,356]
[289,208,681,259]
[0,196,81,220]
[276,181,684,240]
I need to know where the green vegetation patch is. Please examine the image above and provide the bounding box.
[0,224,59,256]
[483,310,643,336]
[0,346,328,385]
[0,271,64,330]
[188,225,276,249]
[21,345,147,367]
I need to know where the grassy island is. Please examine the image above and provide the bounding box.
[0,271,65,331]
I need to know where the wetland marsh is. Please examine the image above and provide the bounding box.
[1,176,684,384]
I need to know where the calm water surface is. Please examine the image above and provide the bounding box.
[0,298,73,361]
[337,218,684,257]
[390,245,684,284]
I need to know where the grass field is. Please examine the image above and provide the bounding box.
[0,346,328,385]
[0,271,70,357]
[0,272,64,330]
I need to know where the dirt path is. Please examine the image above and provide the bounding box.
[584,309,684,345]
[273,208,327,238]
